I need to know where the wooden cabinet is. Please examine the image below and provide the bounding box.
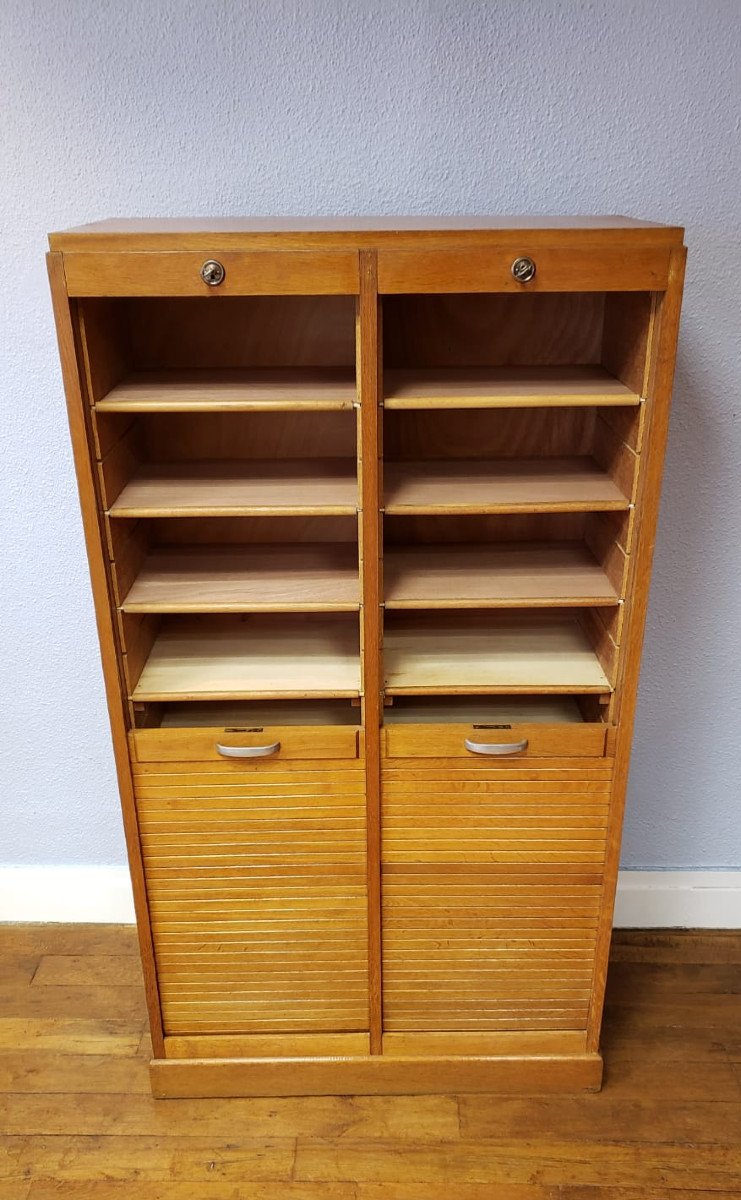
[48,216,686,1097]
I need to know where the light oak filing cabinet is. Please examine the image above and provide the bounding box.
[48,216,686,1097]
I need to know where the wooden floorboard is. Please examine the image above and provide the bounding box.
[25,1186,358,1200]
[24,1189,741,1200]
[0,924,739,1195]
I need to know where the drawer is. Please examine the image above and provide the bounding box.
[378,246,670,293]
[384,722,607,759]
[63,250,360,296]
[131,724,359,763]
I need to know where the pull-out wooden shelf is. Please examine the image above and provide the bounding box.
[131,615,362,701]
[132,721,360,762]
[109,459,359,517]
[382,696,611,755]
[384,543,619,608]
[384,612,613,694]
[121,545,360,613]
[96,368,358,412]
[383,365,641,409]
[384,457,630,514]
[384,721,607,758]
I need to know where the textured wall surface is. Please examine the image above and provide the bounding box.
[1,0,739,868]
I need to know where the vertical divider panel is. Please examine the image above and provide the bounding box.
[357,251,384,1052]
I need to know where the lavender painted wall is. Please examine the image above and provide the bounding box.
[1,0,739,867]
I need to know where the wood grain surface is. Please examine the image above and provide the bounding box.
[47,224,687,1106]
[383,365,641,408]
[96,368,357,412]
[0,924,738,1196]
[384,457,630,514]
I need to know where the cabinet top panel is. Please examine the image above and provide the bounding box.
[49,215,684,252]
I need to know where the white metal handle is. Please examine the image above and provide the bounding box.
[464,737,528,756]
[215,741,281,759]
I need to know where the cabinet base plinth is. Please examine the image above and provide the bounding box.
[150,1052,603,1097]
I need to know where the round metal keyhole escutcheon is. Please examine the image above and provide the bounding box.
[511,256,536,283]
[201,259,226,286]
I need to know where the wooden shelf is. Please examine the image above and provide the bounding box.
[383,365,640,409]
[109,460,358,517]
[157,700,361,727]
[96,369,357,412]
[122,545,359,612]
[384,543,619,609]
[132,616,361,701]
[384,457,629,514]
[384,612,612,694]
[384,696,587,723]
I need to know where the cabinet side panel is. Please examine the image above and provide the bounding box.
[47,251,165,1055]
[587,246,687,1050]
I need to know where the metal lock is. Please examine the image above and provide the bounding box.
[200,259,226,286]
[511,256,536,283]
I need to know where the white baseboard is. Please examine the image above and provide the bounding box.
[0,866,136,923]
[0,866,739,927]
[612,870,741,928]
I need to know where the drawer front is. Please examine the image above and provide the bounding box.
[132,725,359,763]
[134,758,369,1035]
[384,722,607,759]
[63,250,360,296]
[381,754,613,1032]
[378,246,670,293]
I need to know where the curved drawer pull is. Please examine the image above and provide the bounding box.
[215,741,280,759]
[464,737,528,756]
